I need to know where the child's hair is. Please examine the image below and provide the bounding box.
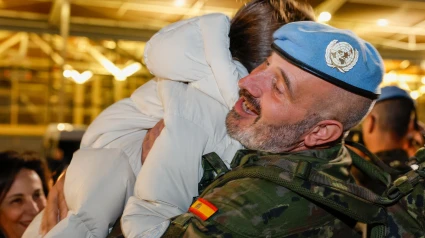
[229,0,315,72]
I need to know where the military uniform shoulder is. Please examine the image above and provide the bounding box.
[196,177,355,237]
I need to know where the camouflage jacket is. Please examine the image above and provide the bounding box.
[162,145,367,238]
[374,149,412,180]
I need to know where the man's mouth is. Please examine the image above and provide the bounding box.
[241,98,259,115]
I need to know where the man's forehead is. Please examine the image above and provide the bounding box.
[268,52,307,77]
[269,51,336,92]
[268,52,291,70]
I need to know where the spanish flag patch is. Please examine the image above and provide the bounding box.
[189,198,218,221]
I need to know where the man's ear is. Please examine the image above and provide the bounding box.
[364,114,375,134]
[304,120,343,147]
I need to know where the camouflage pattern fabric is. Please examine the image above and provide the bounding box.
[198,152,231,195]
[373,149,412,181]
[383,161,425,237]
[161,145,425,238]
[348,142,425,237]
[163,145,366,237]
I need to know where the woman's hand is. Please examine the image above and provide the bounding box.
[40,171,68,236]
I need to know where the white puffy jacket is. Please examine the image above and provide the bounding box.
[23,13,247,238]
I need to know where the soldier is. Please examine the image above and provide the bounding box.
[157,21,386,237]
[361,86,418,181]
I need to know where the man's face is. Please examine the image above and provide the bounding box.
[226,52,335,152]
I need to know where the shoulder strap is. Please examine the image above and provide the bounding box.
[345,141,391,187]
[346,142,425,201]
[385,159,425,200]
[198,152,230,194]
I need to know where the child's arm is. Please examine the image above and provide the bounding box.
[121,80,235,237]
[121,115,209,238]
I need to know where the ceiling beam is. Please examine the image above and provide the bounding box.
[30,33,64,65]
[93,40,143,63]
[387,19,425,42]
[182,0,207,19]
[18,33,29,57]
[0,9,46,21]
[377,48,425,62]
[355,25,425,36]
[0,125,47,136]
[0,57,151,76]
[348,0,425,9]
[0,16,157,41]
[116,4,128,19]
[70,0,235,17]
[332,20,425,36]
[49,0,62,26]
[367,36,425,51]
[0,33,22,56]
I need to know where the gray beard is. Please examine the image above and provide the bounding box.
[225,109,319,153]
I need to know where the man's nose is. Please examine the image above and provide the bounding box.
[238,72,268,98]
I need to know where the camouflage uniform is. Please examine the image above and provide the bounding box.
[354,149,412,194]
[162,145,366,237]
[373,149,412,180]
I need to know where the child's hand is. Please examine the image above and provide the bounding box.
[142,119,165,164]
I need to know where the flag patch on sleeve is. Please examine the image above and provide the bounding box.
[189,198,218,221]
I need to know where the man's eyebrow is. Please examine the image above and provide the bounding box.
[278,67,293,98]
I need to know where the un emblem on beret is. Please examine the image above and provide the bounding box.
[325,40,359,73]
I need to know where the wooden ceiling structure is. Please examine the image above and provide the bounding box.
[0,0,424,75]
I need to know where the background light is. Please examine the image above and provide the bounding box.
[377,19,389,27]
[114,62,142,81]
[73,71,93,84]
[63,69,73,78]
[56,123,74,132]
[318,12,332,22]
[410,91,420,100]
[174,0,185,7]
[57,123,65,131]
[400,60,410,69]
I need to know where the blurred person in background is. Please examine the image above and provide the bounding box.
[0,151,50,238]
[405,120,425,158]
[361,86,418,182]
[23,0,316,237]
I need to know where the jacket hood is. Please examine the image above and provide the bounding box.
[143,13,248,109]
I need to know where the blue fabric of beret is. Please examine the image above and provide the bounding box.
[377,86,413,103]
[272,21,385,99]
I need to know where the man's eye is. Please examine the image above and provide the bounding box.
[273,79,284,94]
[274,84,283,94]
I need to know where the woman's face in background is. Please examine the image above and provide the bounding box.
[0,169,46,238]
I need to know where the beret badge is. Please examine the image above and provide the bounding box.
[325,40,359,73]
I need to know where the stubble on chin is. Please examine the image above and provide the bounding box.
[225,109,319,153]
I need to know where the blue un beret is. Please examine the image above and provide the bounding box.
[272,21,385,99]
[377,86,414,103]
